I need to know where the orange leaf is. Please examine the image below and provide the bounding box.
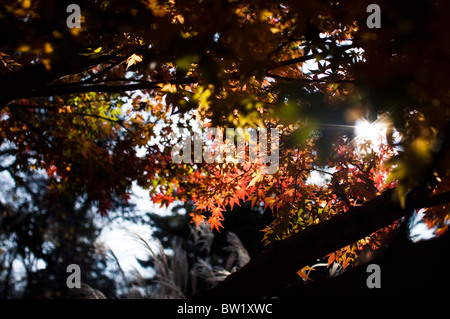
[189,212,206,228]
[208,215,224,232]
[296,266,313,281]
[327,252,335,267]
[211,205,224,219]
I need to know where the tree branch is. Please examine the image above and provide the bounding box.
[0,46,137,111]
[191,189,450,299]
[271,54,316,68]
[80,54,130,84]
[266,73,355,83]
[22,77,199,98]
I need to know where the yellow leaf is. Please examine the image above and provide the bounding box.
[126,53,143,69]
[158,83,177,93]
[173,14,184,24]
[270,27,281,34]
[248,171,263,187]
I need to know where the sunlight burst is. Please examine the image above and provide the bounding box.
[354,118,388,147]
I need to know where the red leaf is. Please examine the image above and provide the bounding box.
[190,212,206,228]
[208,215,223,232]
[151,194,174,208]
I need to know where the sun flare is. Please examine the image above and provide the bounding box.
[354,118,388,147]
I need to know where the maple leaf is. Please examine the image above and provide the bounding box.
[190,212,206,228]
[208,215,224,232]
[229,196,240,210]
[195,201,207,211]
[235,187,249,201]
[152,194,174,208]
[248,171,264,188]
[327,252,335,267]
[296,266,313,282]
[211,205,224,219]
[126,54,143,69]
[97,200,112,217]
[281,187,296,203]
[264,196,276,211]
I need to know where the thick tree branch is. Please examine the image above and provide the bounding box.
[272,54,316,68]
[191,189,450,299]
[17,74,354,100]
[278,229,450,299]
[80,54,130,85]
[0,48,136,111]
[22,77,199,98]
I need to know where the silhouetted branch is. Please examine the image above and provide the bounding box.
[192,189,450,299]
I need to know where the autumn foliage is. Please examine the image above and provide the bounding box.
[1,0,450,298]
